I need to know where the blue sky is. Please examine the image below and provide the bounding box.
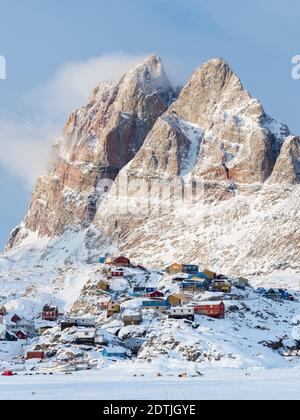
[0,0,300,248]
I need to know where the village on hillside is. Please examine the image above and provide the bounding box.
[0,255,298,376]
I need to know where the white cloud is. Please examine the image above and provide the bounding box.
[24,52,147,119]
[0,115,59,187]
[0,52,150,187]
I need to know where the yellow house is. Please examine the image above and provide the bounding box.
[107,303,121,318]
[167,295,183,306]
[203,269,216,280]
[167,263,182,275]
[97,280,110,291]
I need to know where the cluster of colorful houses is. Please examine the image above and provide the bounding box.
[0,256,297,364]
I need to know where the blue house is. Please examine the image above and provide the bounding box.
[191,272,210,281]
[182,265,199,275]
[180,281,209,291]
[102,346,128,359]
[98,257,106,264]
[142,299,170,310]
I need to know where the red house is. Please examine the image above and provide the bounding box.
[111,270,124,278]
[14,330,28,340]
[114,256,131,267]
[26,351,45,361]
[146,291,164,299]
[11,314,22,324]
[42,305,59,321]
[194,301,225,319]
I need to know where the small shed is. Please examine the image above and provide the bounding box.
[102,346,128,359]
[0,306,7,316]
[167,263,182,275]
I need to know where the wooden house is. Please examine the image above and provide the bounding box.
[98,297,111,310]
[145,290,164,299]
[97,280,110,292]
[11,314,21,324]
[202,269,217,280]
[122,311,143,326]
[107,303,121,318]
[212,280,232,293]
[14,330,28,340]
[194,301,225,319]
[182,265,199,275]
[102,346,128,359]
[26,351,45,361]
[169,307,195,321]
[180,281,209,293]
[74,328,96,345]
[61,317,95,331]
[110,269,124,278]
[167,263,182,275]
[167,295,183,306]
[113,256,131,267]
[142,299,170,311]
[42,305,59,321]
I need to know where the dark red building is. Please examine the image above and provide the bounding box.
[42,305,59,321]
[194,302,225,319]
[11,314,21,324]
[146,291,164,299]
[14,330,28,340]
[114,256,131,267]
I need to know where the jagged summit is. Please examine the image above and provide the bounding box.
[4,57,300,276]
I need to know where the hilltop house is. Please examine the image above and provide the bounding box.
[202,269,217,280]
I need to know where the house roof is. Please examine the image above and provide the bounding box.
[104,346,127,354]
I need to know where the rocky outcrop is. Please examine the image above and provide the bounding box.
[8,55,174,244]
[270,136,300,184]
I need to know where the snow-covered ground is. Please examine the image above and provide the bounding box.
[0,368,299,400]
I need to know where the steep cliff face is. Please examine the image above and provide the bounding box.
[9,55,174,244]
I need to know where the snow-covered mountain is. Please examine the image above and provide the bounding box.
[0,56,299,371]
